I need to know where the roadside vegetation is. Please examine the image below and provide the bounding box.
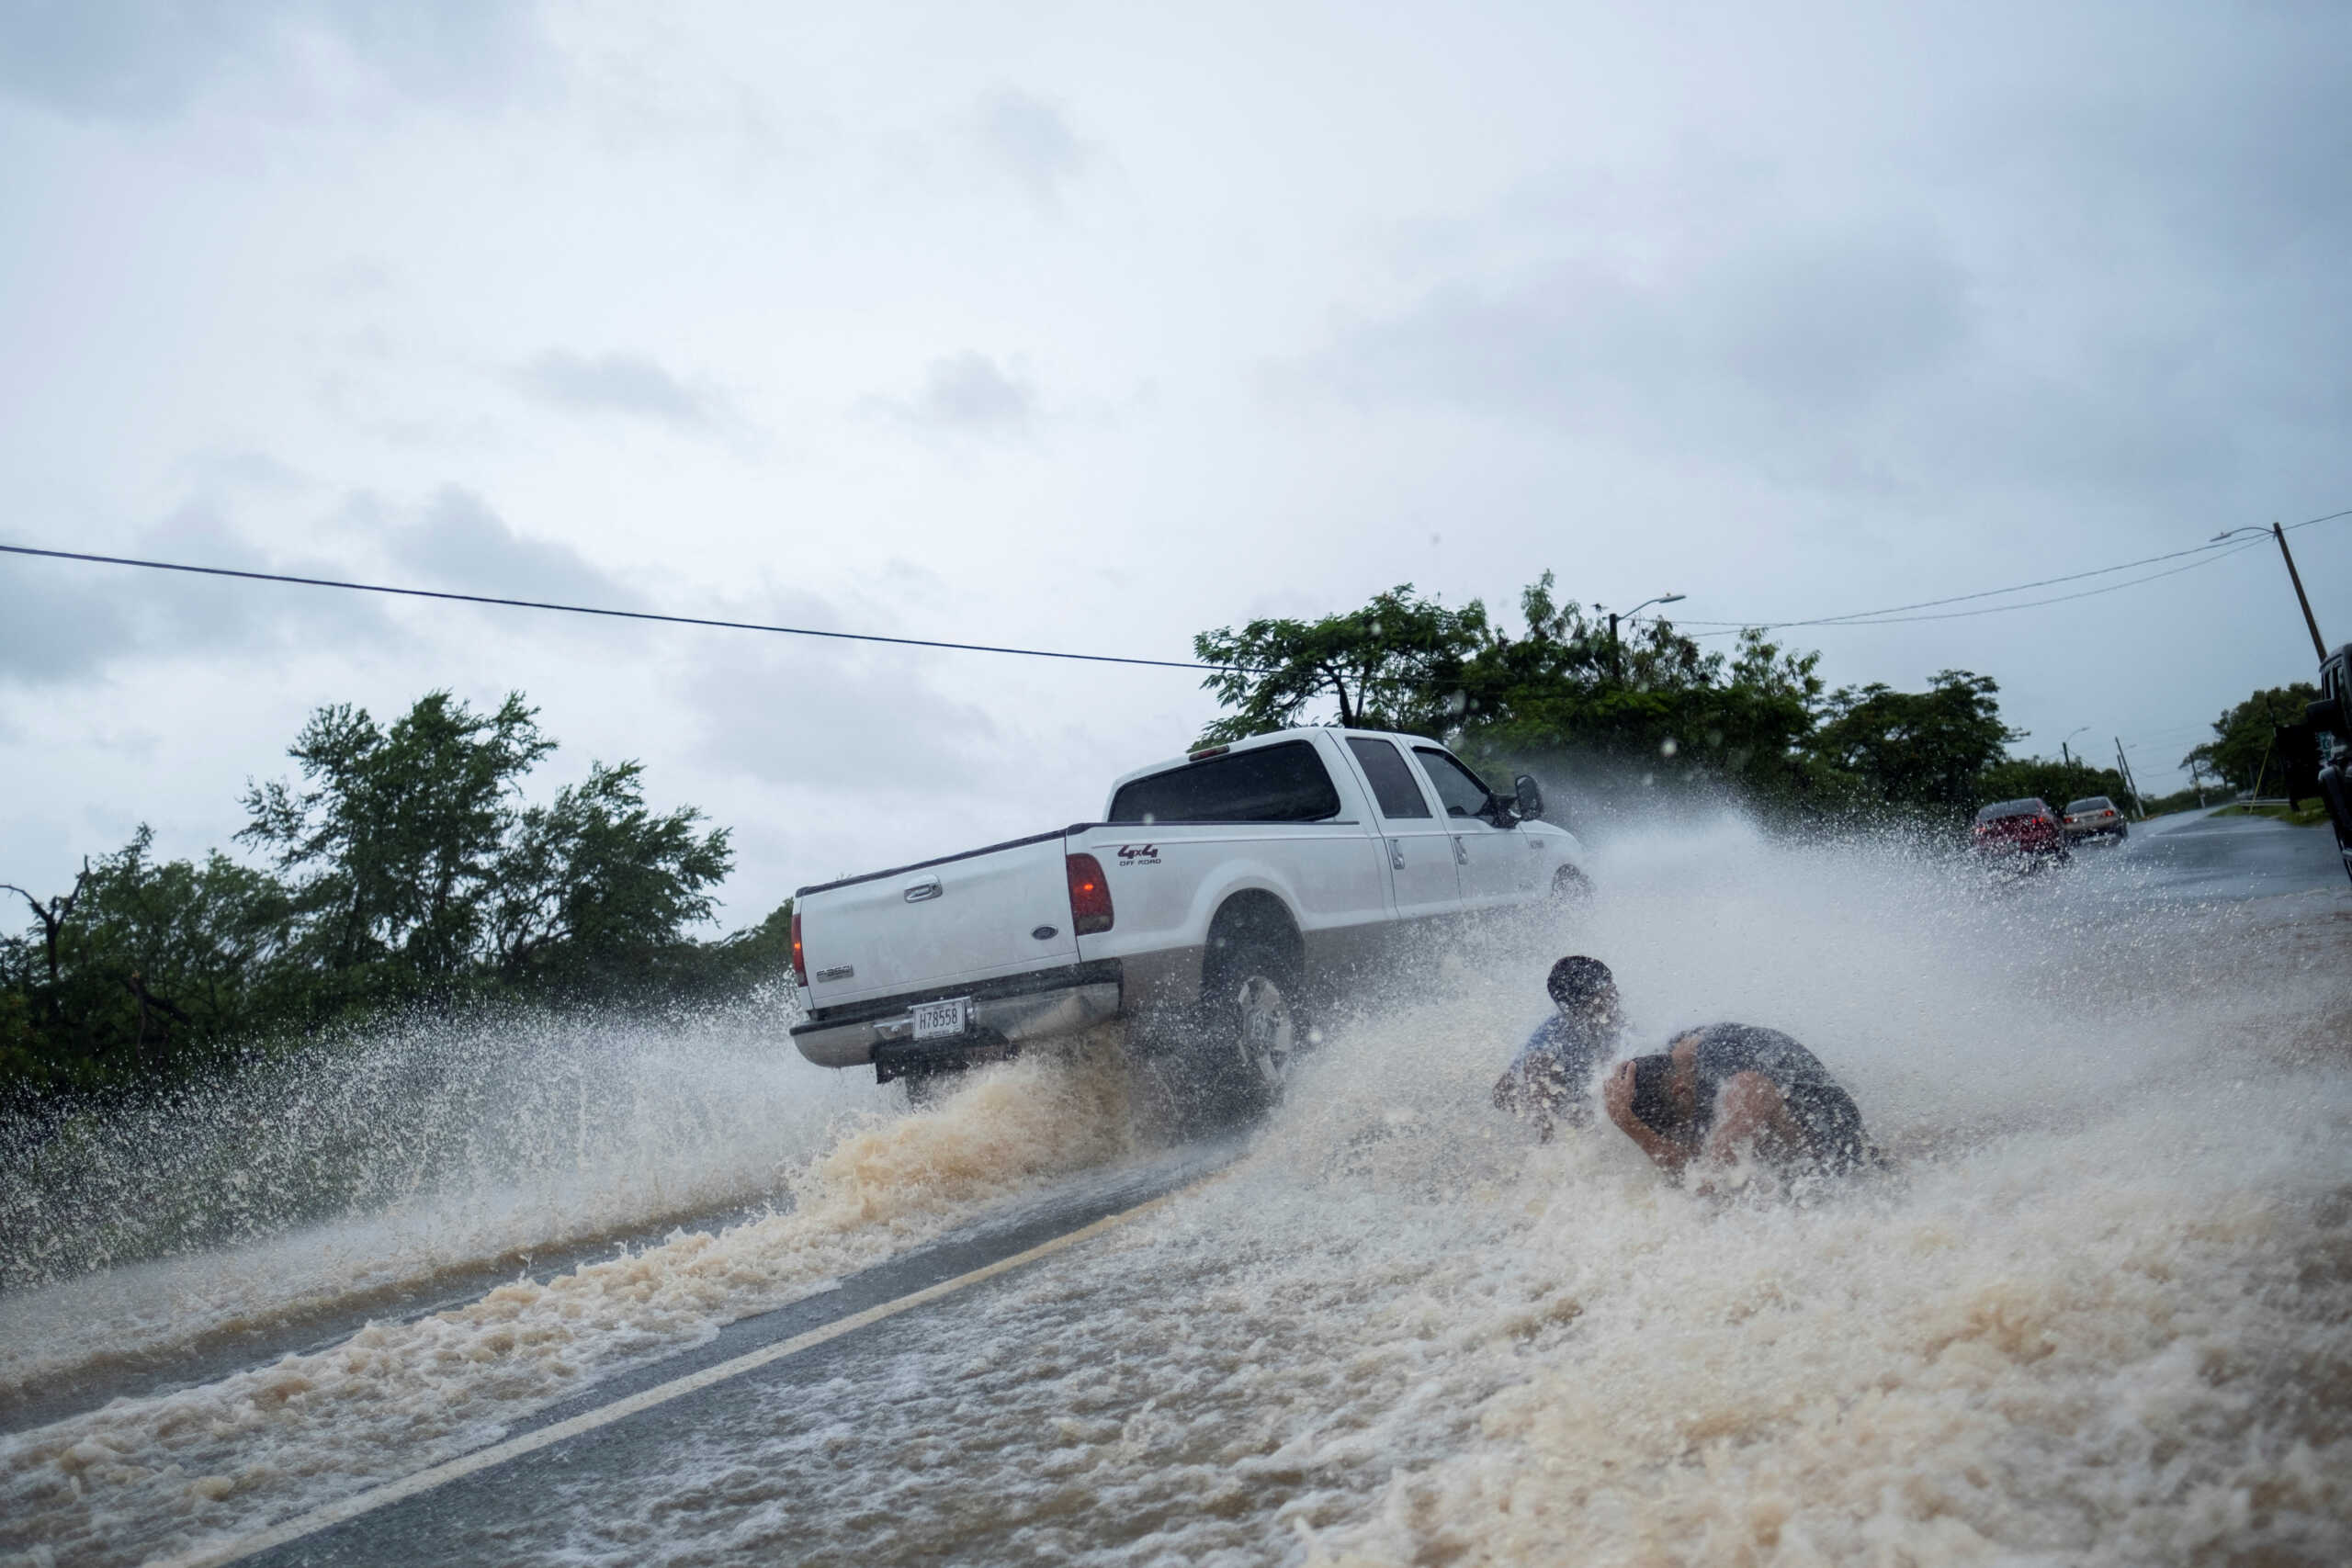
[2213,801,2332,828]
[2,693,792,1105]
[1193,573,2133,825]
[2183,683,2322,795]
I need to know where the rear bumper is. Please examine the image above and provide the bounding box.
[791,975,1123,1069]
[1973,832,2066,854]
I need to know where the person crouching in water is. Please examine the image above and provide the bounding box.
[1602,1022,1875,1188]
[1493,955,1624,1136]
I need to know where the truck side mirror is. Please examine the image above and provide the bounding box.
[1513,773,1544,820]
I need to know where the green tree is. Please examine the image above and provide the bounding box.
[5,690,752,1103]
[238,692,554,1005]
[490,760,733,993]
[661,897,796,1001]
[1457,573,1826,800]
[1976,757,2132,813]
[1798,671,2019,818]
[1193,571,1830,802]
[2183,683,2319,794]
[1193,585,1490,744]
[2,827,296,1092]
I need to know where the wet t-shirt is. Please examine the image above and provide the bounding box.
[1493,1011,1615,1128]
[1677,1022,1871,1174]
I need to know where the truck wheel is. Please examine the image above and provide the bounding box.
[1193,945,1300,1126]
[1551,864,1592,903]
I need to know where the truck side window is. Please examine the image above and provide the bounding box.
[1108,740,1344,824]
[1413,747,1494,819]
[1346,737,1434,819]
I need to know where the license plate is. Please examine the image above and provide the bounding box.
[910,997,971,1041]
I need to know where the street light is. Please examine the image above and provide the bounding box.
[2062,725,2090,766]
[2213,524,2327,660]
[1600,593,1685,684]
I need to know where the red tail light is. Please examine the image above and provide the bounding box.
[1067,853,1114,935]
[789,908,808,987]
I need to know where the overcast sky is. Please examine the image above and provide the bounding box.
[3,1,2347,922]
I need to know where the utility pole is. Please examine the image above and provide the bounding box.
[2214,523,2329,660]
[2276,522,2328,662]
[2115,738,2146,818]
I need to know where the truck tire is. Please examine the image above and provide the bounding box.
[1191,945,1299,1125]
[1551,863,1592,903]
[1182,892,1308,1130]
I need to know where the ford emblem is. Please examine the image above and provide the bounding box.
[1032,924,1058,941]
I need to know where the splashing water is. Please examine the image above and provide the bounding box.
[0,1032,1147,1565]
[4,813,2348,1566]
[0,999,889,1409]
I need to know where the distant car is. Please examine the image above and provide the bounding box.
[1972,798,2070,861]
[2062,795,2129,842]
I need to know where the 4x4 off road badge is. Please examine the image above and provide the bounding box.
[1116,843,1160,865]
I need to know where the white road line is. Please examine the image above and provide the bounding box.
[153,1190,1185,1568]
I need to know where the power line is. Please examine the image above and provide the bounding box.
[7,502,2346,671]
[1687,537,2271,636]
[0,543,1238,674]
[1676,505,2352,636]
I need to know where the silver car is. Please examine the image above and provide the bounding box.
[2062,795,2129,841]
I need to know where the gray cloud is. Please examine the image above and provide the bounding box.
[975,89,1089,209]
[882,352,1036,439]
[0,487,634,689]
[0,0,544,120]
[673,589,1005,797]
[0,503,399,686]
[174,449,311,494]
[380,487,641,610]
[512,350,720,431]
[1309,219,1972,438]
[1301,17,2352,516]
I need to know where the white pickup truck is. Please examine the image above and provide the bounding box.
[788,727,1589,1110]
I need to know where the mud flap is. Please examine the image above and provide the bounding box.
[872,1036,1016,1087]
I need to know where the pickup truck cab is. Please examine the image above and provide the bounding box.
[788,728,1589,1111]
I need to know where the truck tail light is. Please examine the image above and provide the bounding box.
[1067,853,1114,935]
[790,908,808,987]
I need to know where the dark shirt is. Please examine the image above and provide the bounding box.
[1677,1022,1872,1175]
[1494,1010,1614,1127]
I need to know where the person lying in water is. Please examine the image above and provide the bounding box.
[1602,1022,1876,1185]
[1493,955,1625,1136]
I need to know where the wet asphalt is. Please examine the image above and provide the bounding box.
[2090,803,2346,901]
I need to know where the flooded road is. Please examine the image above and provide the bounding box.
[5,810,2349,1566]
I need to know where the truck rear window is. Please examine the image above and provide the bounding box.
[1108,740,1344,824]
